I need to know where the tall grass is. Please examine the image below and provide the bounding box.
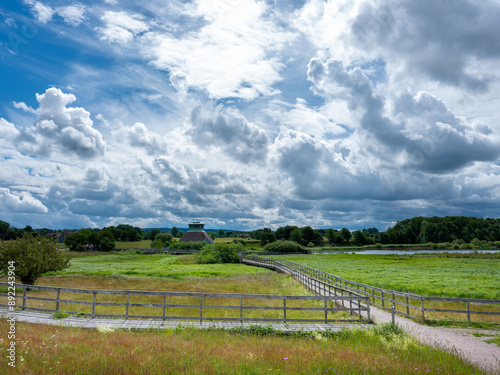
[1,274,354,322]
[0,320,488,375]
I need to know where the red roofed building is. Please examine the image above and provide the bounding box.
[179,221,215,244]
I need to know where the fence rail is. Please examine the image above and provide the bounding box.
[0,282,369,324]
[242,257,371,322]
[241,255,500,324]
[133,248,200,255]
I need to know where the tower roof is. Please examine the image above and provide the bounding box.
[179,231,215,244]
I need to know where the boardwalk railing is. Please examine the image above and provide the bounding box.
[241,256,371,322]
[0,283,369,324]
[241,255,500,324]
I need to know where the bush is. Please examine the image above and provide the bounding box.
[262,240,303,253]
[0,234,70,285]
[195,243,242,264]
[170,241,207,251]
[100,237,115,252]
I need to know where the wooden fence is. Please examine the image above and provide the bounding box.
[241,255,500,324]
[242,257,370,322]
[133,248,200,255]
[0,283,370,324]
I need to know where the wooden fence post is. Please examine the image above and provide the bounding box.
[324,299,328,323]
[55,288,61,312]
[163,295,166,321]
[240,298,243,323]
[200,297,203,325]
[421,297,425,321]
[283,298,287,323]
[125,290,129,319]
[406,295,410,316]
[22,287,27,311]
[466,302,470,322]
[381,291,385,308]
[92,291,97,318]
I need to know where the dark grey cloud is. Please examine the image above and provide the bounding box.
[351,0,500,91]
[307,58,500,173]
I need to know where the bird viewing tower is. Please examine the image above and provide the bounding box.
[179,221,215,244]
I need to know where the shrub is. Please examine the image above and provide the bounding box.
[53,311,69,319]
[262,240,303,253]
[100,237,115,252]
[195,243,241,264]
[0,234,70,285]
[171,241,207,251]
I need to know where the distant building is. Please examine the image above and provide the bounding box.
[179,221,215,244]
[47,230,75,243]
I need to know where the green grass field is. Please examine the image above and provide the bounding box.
[0,320,485,375]
[47,250,269,280]
[273,253,500,300]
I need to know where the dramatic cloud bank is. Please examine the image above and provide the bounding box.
[1,0,500,230]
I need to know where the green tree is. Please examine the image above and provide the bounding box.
[100,237,116,252]
[170,227,179,237]
[217,229,225,238]
[153,239,164,249]
[155,233,173,243]
[0,220,10,240]
[149,228,161,240]
[260,232,276,246]
[340,228,352,244]
[326,229,337,244]
[64,232,88,252]
[0,234,70,285]
[301,226,316,245]
[352,230,367,246]
[289,228,303,244]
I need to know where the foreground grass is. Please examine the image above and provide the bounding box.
[0,321,486,375]
[46,250,269,280]
[275,253,500,300]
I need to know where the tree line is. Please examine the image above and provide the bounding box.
[250,216,500,247]
[2,216,500,250]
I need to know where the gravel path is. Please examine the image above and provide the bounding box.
[365,304,500,374]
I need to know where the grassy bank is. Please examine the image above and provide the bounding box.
[274,253,500,300]
[0,321,486,375]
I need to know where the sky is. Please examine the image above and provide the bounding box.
[1,0,500,231]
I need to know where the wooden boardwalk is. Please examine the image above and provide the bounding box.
[0,308,369,333]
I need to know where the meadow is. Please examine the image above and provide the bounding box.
[274,253,500,300]
[2,251,352,322]
[46,250,269,280]
[1,250,497,373]
[0,320,486,375]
